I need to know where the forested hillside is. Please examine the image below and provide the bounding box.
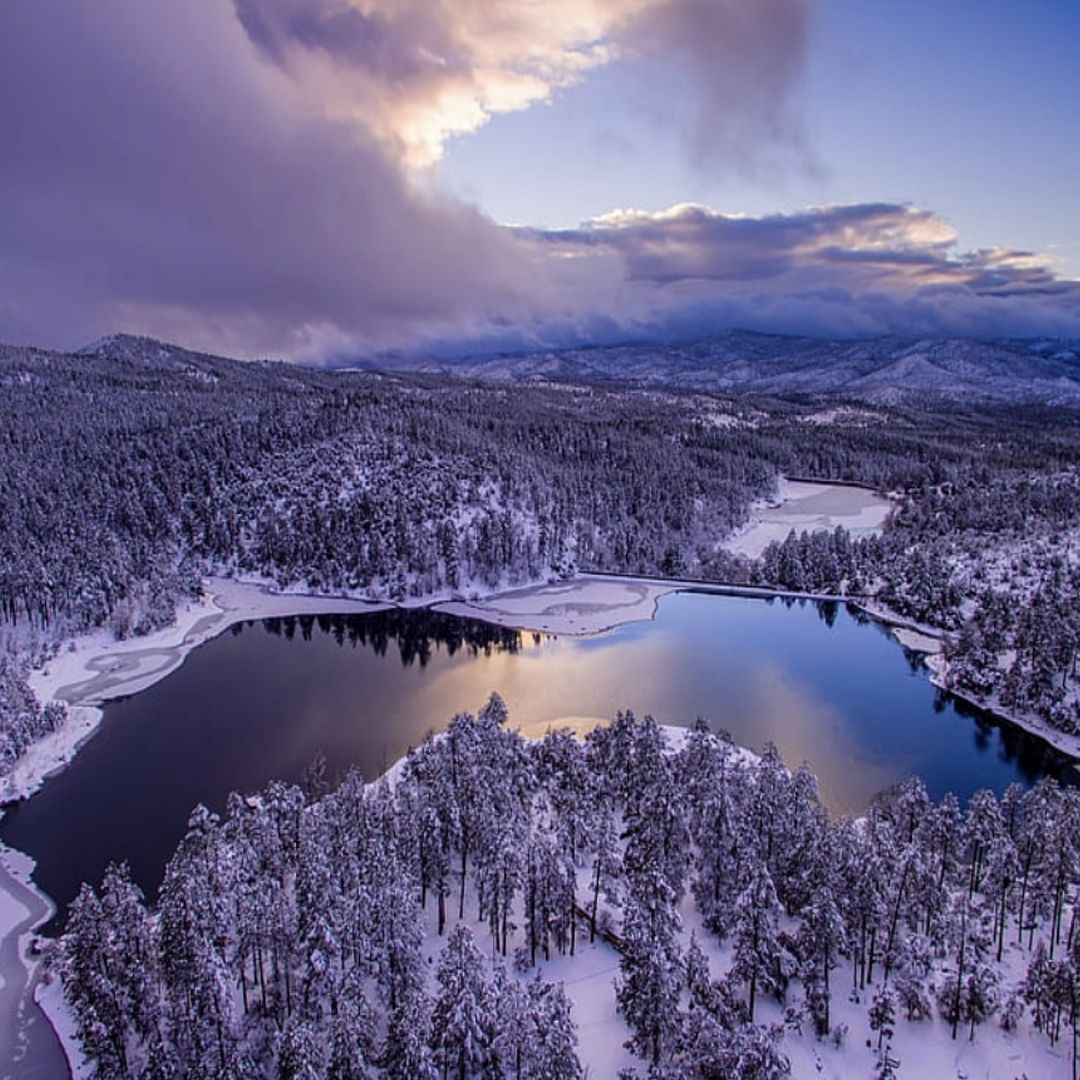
[3,334,1080,763]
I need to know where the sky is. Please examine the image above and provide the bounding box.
[1,0,1078,360]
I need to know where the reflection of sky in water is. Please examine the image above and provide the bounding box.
[2,591,1066,932]
[241,592,1061,815]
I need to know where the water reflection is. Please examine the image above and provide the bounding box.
[1,591,1068,934]
[261,609,529,665]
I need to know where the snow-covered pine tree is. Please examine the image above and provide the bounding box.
[730,860,785,1021]
[431,924,493,1079]
[617,858,684,1069]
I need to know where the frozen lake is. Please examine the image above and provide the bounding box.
[724,477,893,558]
[1,591,1065,934]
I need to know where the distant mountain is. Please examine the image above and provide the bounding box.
[46,329,1080,407]
[372,331,1080,407]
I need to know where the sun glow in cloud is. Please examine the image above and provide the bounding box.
[232,0,660,166]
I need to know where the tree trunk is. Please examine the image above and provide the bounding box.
[952,900,967,1041]
[459,840,468,920]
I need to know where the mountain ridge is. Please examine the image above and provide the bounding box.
[7,330,1080,408]
[366,330,1080,407]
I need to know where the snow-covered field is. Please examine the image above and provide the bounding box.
[724,477,893,559]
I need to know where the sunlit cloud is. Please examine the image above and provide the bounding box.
[527,202,1080,327]
[230,0,811,168]
[234,0,644,165]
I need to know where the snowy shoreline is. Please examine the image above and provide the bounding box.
[0,577,397,1080]
[2,569,1078,1079]
[850,598,1080,764]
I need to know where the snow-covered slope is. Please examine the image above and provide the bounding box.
[374,331,1080,407]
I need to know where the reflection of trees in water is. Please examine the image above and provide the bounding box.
[816,600,839,628]
[842,600,1067,785]
[258,610,531,668]
[946,691,1070,786]
[767,595,841,629]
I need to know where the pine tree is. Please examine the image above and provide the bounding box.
[527,976,582,1080]
[62,882,133,1078]
[431,925,492,1079]
[730,862,785,1022]
[328,970,377,1080]
[588,801,622,944]
[383,987,438,1080]
[892,935,932,1022]
[278,1019,323,1080]
[489,968,533,1080]
[868,984,896,1052]
[797,877,848,1035]
[617,860,684,1069]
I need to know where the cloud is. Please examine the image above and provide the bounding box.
[229,0,812,168]
[619,0,812,172]
[0,0,554,357]
[231,0,628,166]
[510,202,1080,346]
[0,0,814,357]
[0,0,1077,361]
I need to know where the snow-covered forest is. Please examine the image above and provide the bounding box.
[3,336,1080,765]
[58,705,1079,1079]
[1,335,1078,1077]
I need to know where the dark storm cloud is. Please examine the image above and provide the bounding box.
[0,0,557,357]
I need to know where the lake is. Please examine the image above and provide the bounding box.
[1,591,1065,933]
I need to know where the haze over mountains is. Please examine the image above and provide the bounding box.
[368,331,1080,408]
[3,330,1077,409]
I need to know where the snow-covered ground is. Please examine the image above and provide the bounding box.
[435,577,675,636]
[380,726,1070,1080]
[724,477,893,559]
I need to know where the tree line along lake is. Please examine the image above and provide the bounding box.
[1,589,1068,934]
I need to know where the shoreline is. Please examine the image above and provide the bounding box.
[1,577,396,807]
[0,577,397,1080]
[2,569,1079,1079]
[849,597,1080,765]
[5,567,1076,813]
[0,843,66,1079]
[438,570,1080,764]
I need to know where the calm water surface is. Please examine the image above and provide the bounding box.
[1,592,1064,931]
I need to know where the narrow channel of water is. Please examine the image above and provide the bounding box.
[1,592,1064,934]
